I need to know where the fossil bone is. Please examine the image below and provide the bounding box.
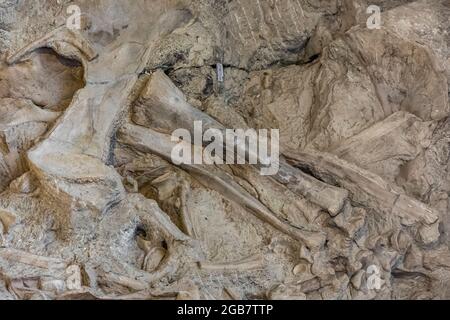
[198,254,264,272]
[133,70,349,216]
[178,181,198,239]
[7,27,97,67]
[284,149,440,228]
[118,123,326,249]
[0,248,67,270]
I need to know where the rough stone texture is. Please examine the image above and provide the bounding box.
[0,0,449,300]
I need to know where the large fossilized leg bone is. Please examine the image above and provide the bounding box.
[118,123,326,249]
[133,70,349,216]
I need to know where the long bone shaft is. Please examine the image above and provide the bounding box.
[6,9,192,214]
[133,70,348,216]
[118,123,326,249]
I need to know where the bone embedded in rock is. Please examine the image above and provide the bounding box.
[10,4,194,216]
[118,123,326,249]
[136,196,192,242]
[0,98,60,192]
[284,149,440,230]
[179,181,198,239]
[7,27,97,66]
[143,247,167,273]
[0,99,60,134]
[0,248,67,270]
[0,210,16,234]
[9,172,38,194]
[275,163,349,216]
[28,151,126,214]
[223,287,241,300]
[417,223,441,246]
[133,69,348,215]
[176,285,201,300]
[39,277,67,295]
[198,254,264,272]
[99,272,148,292]
[268,284,307,300]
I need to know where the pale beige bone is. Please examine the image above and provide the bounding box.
[0,248,67,270]
[0,210,16,233]
[5,9,193,214]
[284,149,440,227]
[133,70,348,215]
[7,27,97,66]
[176,285,201,300]
[198,254,264,272]
[99,272,148,291]
[118,123,326,249]
[9,172,38,194]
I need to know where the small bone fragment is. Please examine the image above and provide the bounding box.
[66,265,82,291]
[350,270,366,290]
[0,248,67,270]
[403,245,424,270]
[198,254,264,272]
[100,273,148,292]
[0,210,16,233]
[418,223,440,246]
[333,204,366,238]
[124,176,139,193]
[143,247,166,272]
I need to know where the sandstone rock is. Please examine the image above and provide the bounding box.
[0,0,449,301]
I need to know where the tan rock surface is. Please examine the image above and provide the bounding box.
[0,0,449,300]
